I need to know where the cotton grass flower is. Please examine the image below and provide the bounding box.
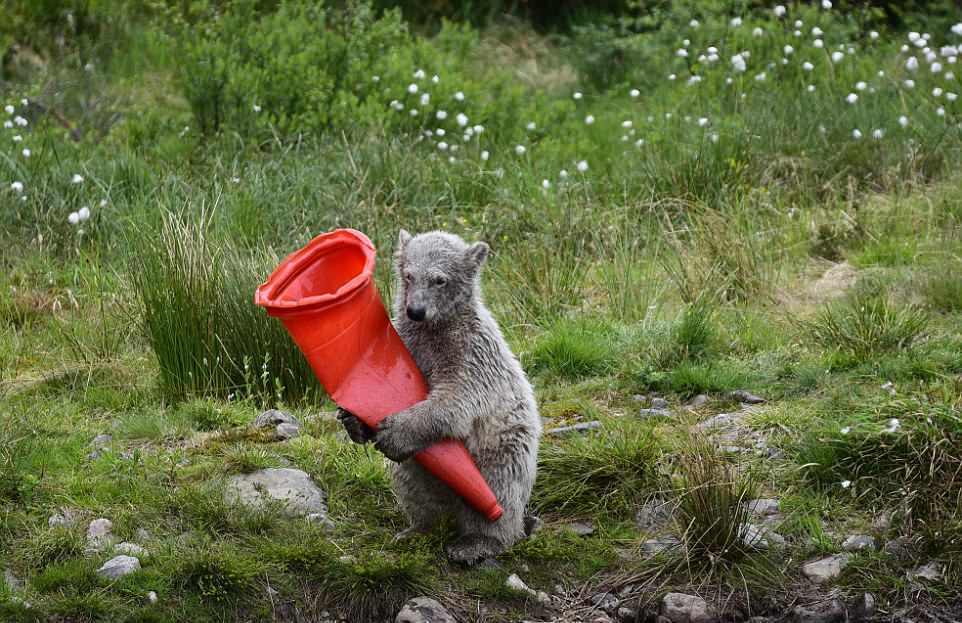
[904,79,916,89]
[2,121,11,129]
[730,17,742,27]
[731,54,747,72]
[13,116,27,127]
[872,128,885,139]
[885,418,901,433]
[948,92,958,101]
[754,72,767,82]
[454,91,465,101]
[541,179,551,190]
[576,160,588,172]
[774,5,786,17]
[21,148,30,158]
[10,181,23,193]
[933,87,944,97]
[852,128,863,139]
[630,88,640,97]
[420,93,430,106]
[437,141,448,151]
[431,75,439,84]
[870,31,879,40]
[413,69,425,80]
[676,48,689,58]
[456,113,468,127]
[953,23,962,36]
[937,106,946,116]
[856,81,867,91]
[822,0,832,8]
[473,124,484,134]
[697,117,709,127]
[3,105,13,115]
[840,480,851,489]
[840,426,851,435]
[931,62,944,73]
[807,84,816,92]
[407,83,418,94]
[12,135,22,142]
[559,169,568,179]
[573,92,583,100]
[68,211,80,225]
[436,110,447,120]
[846,93,858,104]
[803,61,814,71]
[514,144,526,155]
[621,120,633,128]
[526,121,536,131]
[812,26,823,36]
[71,174,84,184]
[899,115,909,127]
[78,207,90,221]
[831,51,844,63]
[689,19,699,28]
[784,44,794,55]
[814,39,824,48]
[753,27,764,37]
[480,150,489,161]
[906,57,919,71]
[585,115,595,125]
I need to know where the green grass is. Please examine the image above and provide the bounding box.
[2,1,962,620]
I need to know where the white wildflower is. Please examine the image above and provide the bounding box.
[755,72,767,82]
[697,117,709,127]
[774,5,786,17]
[437,141,448,151]
[480,150,489,161]
[869,30,879,40]
[432,75,439,83]
[953,23,962,36]
[371,75,380,82]
[420,93,430,106]
[802,61,814,71]
[621,120,633,128]
[937,106,946,116]
[514,144,526,155]
[784,44,794,55]
[573,91,583,100]
[812,26,823,36]
[709,132,719,143]
[730,17,742,27]
[840,426,851,435]
[948,92,958,101]
[3,105,12,114]
[906,56,919,72]
[576,160,588,172]
[841,480,851,489]
[68,211,80,225]
[13,115,27,127]
[409,109,418,116]
[689,19,699,28]
[12,134,21,142]
[885,418,901,433]
[436,110,447,120]
[899,115,909,128]
[846,93,858,104]
[78,206,90,221]
[252,103,261,113]
[2,121,10,129]
[904,79,916,89]
[71,174,84,184]
[541,179,551,189]
[931,62,944,74]
[832,51,844,63]
[630,88,640,97]
[852,128,863,139]
[807,84,816,92]
[473,124,484,134]
[585,115,595,125]
[10,181,23,193]
[407,83,418,94]
[822,0,832,8]
[559,169,568,179]
[872,128,884,139]
[456,113,468,127]
[856,81,867,91]
[814,38,824,48]
[526,121,536,131]
[676,48,689,58]
[22,148,30,158]
[436,128,446,137]
[933,87,944,97]
[454,91,465,101]
[413,69,425,80]
[753,27,764,37]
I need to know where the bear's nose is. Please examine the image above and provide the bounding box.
[406,306,426,322]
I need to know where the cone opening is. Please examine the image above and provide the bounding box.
[255,229,376,315]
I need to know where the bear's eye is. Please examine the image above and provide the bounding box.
[432,276,447,287]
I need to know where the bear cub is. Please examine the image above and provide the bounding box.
[338,229,541,564]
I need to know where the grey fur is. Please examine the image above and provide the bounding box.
[340,229,541,563]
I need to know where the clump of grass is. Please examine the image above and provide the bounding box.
[533,422,659,516]
[801,282,928,361]
[176,543,260,605]
[175,398,245,432]
[795,396,962,523]
[674,436,757,564]
[131,213,315,404]
[527,318,616,379]
[649,361,752,398]
[278,537,435,621]
[920,267,962,313]
[216,443,280,473]
[14,525,86,570]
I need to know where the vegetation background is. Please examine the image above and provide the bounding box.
[1,0,961,621]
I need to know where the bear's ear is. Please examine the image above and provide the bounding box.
[397,229,412,251]
[464,241,490,268]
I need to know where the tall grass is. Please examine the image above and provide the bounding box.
[131,212,316,404]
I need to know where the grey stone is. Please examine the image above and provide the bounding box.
[617,606,639,622]
[883,536,916,561]
[872,512,892,532]
[661,592,716,623]
[546,421,601,437]
[792,600,844,623]
[740,524,785,550]
[730,390,765,404]
[591,591,620,612]
[48,507,80,528]
[395,597,456,623]
[97,555,141,580]
[746,498,780,516]
[802,554,850,584]
[853,593,875,618]
[276,422,301,440]
[225,468,326,517]
[696,413,739,430]
[636,499,674,531]
[504,573,549,603]
[638,408,671,418]
[135,528,151,541]
[642,536,681,555]
[3,568,22,591]
[565,521,595,537]
[907,561,942,582]
[254,409,300,429]
[115,542,148,557]
[650,397,669,410]
[686,394,709,409]
[92,434,112,447]
[632,394,647,403]
[591,615,615,623]
[86,518,113,549]
[841,534,876,552]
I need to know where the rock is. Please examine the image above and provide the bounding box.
[48,507,80,528]
[730,390,765,404]
[696,413,739,430]
[642,536,681,555]
[135,528,151,541]
[592,615,614,623]
[225,468,327,517]
[254,409,300,429]
[745,498,779,516]
[505,574,549,603]
[802,554,850,584]
[395,597,456,623]
[617,606,639,622]
[638,408,671,418]
[883,536,916,561]
[686,394,709,409]
[306,512,335,529]
[92,433,112,447]
[524,515,544,536]
[591,591,619,612]
[97,555,141,580]
[740,524,785,550]
[792,600,844,623]
[86,518,113,549]
[907,561,942,582]
[872,512,892,532]
[650,397,669,410]
[564,521,595,537]
[661,592,716,623]
[147,590,158,604]
[3,568,22,591]
[632,394,647,403]
[546,421,601,437]
[636,500,674,531]
[276,422,301,440]
[853,593,875,618]
[841,535,876,552]
[115,542,148,557]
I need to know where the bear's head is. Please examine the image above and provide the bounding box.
[393,229,489,324]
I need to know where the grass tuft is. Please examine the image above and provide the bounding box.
[527,318,616,379]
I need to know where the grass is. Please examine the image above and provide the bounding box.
[2,1,962,621]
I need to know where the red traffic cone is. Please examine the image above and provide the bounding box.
[255,228,503,522]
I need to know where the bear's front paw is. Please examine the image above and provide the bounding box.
[336,408,375,444]
[373,415,416,462]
